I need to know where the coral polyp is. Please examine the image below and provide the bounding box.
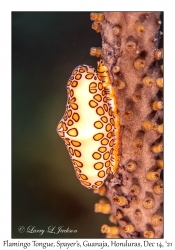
[90,11,163,238]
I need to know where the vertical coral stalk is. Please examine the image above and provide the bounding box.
[91,12,163,238]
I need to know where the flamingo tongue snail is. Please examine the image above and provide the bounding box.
[57,60,120,189]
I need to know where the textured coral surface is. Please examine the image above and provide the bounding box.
[92,12,163,238]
